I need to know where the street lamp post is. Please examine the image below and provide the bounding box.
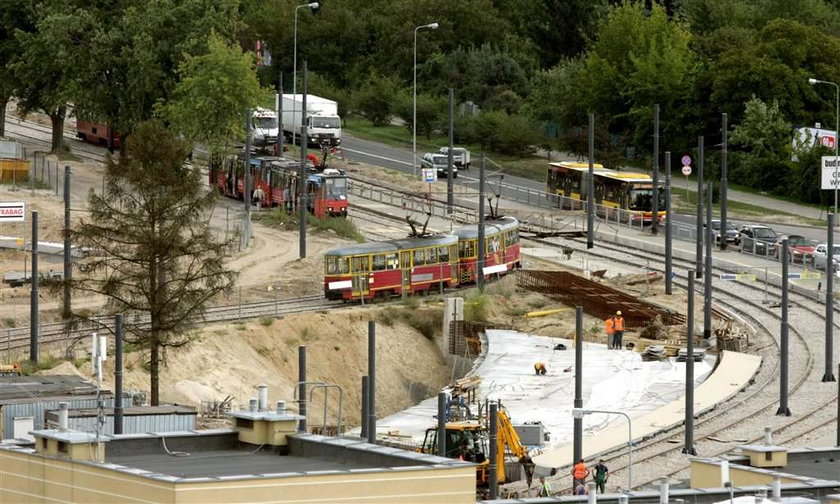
[809,77,840,218]
[413,22,439,177]
[572,408,633,491]
[293,2,319,147]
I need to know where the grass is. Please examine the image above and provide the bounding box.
[376,305,442,340]
[20,354,59,374]
[254,209,364,242]
[464,293,490,322]
[259,317,275,327]
[672,189,824,225]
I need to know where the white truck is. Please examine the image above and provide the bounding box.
[438,146,471,170]
[251,108,279,147]
[281,94,341,146]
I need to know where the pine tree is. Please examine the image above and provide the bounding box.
[72,119,237,405]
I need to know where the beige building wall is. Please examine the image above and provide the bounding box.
[0,448,477,504]
[690,460,801,489]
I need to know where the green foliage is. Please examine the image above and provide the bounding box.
[353,73,401,126]
[465,293,490,322]
[730,97,791,192]
[259,317,275,327]
[72,119,238,405]
[256,210,364,242]
[158,33,263,152]
[459,111,540,156]
[392,92,447,140]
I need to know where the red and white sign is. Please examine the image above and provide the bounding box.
[0,202,25,222]
[821,135,837,150]
[681,165,692,176]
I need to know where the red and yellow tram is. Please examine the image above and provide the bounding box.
[323,217,520,301]
[209,155,348,218]
[453,216,521,284]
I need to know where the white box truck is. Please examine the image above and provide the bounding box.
[281,94,341,146]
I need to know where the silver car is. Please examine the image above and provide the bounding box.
[811,243,840,271]
[421,153,458,178]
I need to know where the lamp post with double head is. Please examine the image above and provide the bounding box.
[293,2,320,146]
[572,408,633,491]
[413,22,439,177]
[809,77,840,218]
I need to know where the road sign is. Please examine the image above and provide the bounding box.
[719,273,756,281]
[681,165,692,176]
[422,167,437,183]
[786,273,802,280]
[801,271,822,280]
[0,201,25,222]
[681,155,692,166]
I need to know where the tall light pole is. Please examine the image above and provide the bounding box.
[413,22,439,177]
[572,408,633,491]
[809,77,840,218]
[293,2,319,146]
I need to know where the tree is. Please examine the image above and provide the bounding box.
[0,0,31,138]
[352,73,401,126]
[730,97,791,192]
[72,120,237,405]
[157,33,263,153]
[10,3,80,152]
[393,92,447,139]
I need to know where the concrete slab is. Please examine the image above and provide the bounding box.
[533,350,762,472]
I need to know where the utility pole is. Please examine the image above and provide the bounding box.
[652,104,660,235]
[778,239,792,415]
[683,275,696,455]
[720,113,728,251]
[242,109,252,250]
[277,71,284,157]
[587,113,595,249]
[695,136,704,279]
[665,152,673,295]
[299,60,309,259]
[63,166,71,318]
[704,182,713,340]
[30,210,39,363]
[825,214,836,382]
[478,153,486,292]
[573,306,583,463]
[447,88,454,213]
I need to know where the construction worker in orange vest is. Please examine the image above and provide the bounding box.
[605,315,615,349]
[613,311,625,349]
[571,458,590,488]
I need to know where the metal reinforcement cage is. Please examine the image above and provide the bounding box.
[516,270,686,328]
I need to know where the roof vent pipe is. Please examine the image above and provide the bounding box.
[276,400,286,415]
[258,384,268,411]
[659,479,670,504]
[588,482,597,504]
[618,495,629,504]
[58,402,69,431]
[764,427,772,445]
[772,476,781,502]
[249,398,258,412]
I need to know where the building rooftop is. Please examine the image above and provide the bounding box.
[0,375,109,402]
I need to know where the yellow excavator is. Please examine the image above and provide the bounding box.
[420,407,535,487]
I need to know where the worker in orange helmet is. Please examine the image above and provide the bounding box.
[612,311,625,349]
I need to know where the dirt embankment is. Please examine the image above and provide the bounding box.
[45,305,450,428]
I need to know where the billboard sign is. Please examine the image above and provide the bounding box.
[822,156,840,189]
[0,201,25,222]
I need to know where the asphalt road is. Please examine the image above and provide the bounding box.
[341,134,830,245]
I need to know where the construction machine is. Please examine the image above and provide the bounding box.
[420,408,535,487]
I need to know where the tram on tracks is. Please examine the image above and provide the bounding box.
[546,161,664,224]
[210,155,348,218]
[323,216,520,301]
[76,120,121,149]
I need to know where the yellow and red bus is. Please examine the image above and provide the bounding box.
[546,161,664,224]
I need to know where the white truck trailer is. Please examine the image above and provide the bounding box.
[281,94,341,146]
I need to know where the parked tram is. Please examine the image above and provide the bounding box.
[76,120,121,149]
[209,155,348,218]
[323,217,520,301]
[546,161,664,223]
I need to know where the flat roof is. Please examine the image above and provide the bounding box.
[107,449,370,478]
[0,375,108,402]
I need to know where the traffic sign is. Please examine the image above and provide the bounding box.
[681,155,692,166]
[421,168,437,183]
[681,165,692,176]
[801,271,822,280]
[719,273,756,281]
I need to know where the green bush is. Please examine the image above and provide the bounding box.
[259,317,275,327]
[255,210,364,242]
[465,293,490,322]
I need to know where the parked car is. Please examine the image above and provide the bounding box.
[811,243,840,271]
[739,224,779,256]
[421,152,458,178]
[773,235,816,263]
[705,219,739,245]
